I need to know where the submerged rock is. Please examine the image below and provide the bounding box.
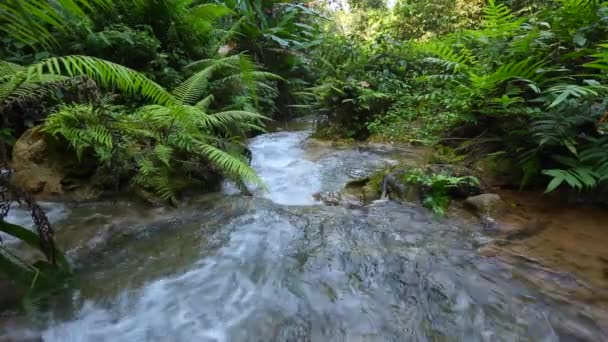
[465,193,506,218]
[313,190,364,208]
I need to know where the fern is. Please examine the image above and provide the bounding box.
[1,56,174,109]
[422,44,476,73]
[0,0,118,48]
[43,104,115,161]
[468,59,545,94]
[481,0,525,36]
[39,55,269,204]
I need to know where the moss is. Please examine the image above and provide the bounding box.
[474,153,522,187]
[428,145,467,164]
[342,169,390,203]
[366,170,389,193]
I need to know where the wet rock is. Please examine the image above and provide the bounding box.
[313,190,363,208]
[347,168,370,179]
[384,166,419,203]
[11,126,102,201]
[344,177,370,188]
[313,191,343,206]
[343,175,383,203]
[276,316,311,342]
[480,216,501,234]
[465,193,506,218]
[314,173,385,208]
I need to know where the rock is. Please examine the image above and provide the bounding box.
[344,177,371,188]
[385,168,420,203]
[344,175,383,203]
[480,216,501,234]
[314,173,387,208]
[473,154,521,187]
[383,164,483,203]
[10,126,103,201]
[465,193,506,218]
[313,191,343,206]
[313,190,363,208]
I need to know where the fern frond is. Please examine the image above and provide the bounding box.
[217,71,284,85]
[196,143,262,185]
[31,56,174,105]
[481,0,524,35]
[469,59,545,94]
[171,64,216,105]
[154,144,174,167]
[0,0,113,48]
[209,110,268,128]
[195,95,215,110]
[185,55,241,72]
[423,44,476,73]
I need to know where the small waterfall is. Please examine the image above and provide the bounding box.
[380,175,389,200]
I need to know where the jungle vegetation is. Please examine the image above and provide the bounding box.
[1,0,607,295]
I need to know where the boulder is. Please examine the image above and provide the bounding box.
[465,193,507,218]
[384,168,420,203]
[384,164,483,203]
[10,126,103,201]
[343,174,383,203]
[473,154,521,187]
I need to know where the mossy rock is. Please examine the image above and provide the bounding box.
[473,153,521,187]
[384,166,421,203]
[384,163,484,203]
[345,170,391,203]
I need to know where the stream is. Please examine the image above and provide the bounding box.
[2,124,608,341]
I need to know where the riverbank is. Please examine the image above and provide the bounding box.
[482,189,608,292]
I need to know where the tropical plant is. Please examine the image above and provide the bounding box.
[39,54,275,203]
[221,0,323,118]
[403,169,480,216]
[0,0,232,51]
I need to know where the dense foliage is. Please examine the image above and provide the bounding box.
[309,0,608,194]
[0,0,319,294]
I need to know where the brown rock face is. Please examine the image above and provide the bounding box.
[465,193,507,218]
[10,126,101,201]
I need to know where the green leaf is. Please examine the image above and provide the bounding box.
[545,175,564,192]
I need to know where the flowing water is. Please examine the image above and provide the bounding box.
[2,125,608,341]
